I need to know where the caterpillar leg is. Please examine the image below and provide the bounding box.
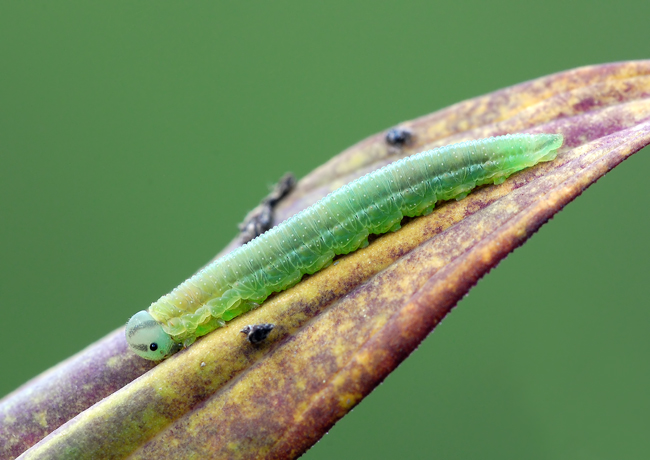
[194,316,226,338]
[338,229,370,254]
[222,299,260,321]
[183,336,196,348]
[420,204,436,216]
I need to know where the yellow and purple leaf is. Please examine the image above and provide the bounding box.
[2,61,650,460]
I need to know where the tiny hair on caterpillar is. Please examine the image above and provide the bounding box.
[126,133,564,360]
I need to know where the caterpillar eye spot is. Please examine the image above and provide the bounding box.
[150,343,158,351]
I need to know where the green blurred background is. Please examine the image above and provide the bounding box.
[1,1,649,458]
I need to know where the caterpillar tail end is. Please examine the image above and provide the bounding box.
[126,310,177,360]
[538,133,564,161]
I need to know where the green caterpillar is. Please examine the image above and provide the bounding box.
[126,133,563,360]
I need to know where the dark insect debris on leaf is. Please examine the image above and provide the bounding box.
[238,173,296,243]
[241,324,275,344]
[385,127,413,147]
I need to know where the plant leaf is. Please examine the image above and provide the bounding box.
[3,61,650,460]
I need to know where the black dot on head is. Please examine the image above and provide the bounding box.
[150,343,158,351]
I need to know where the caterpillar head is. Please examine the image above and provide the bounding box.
[126,310,175,360]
